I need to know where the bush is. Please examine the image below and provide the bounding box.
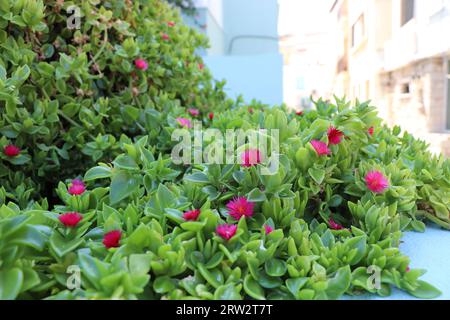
[0,0,229,206]
[2,100,449,300]
[0,0,449,300]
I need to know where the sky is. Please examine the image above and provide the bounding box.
[278,0,335,36]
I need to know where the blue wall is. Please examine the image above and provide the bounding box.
[222,0,280,55]
[204,53,284,106]
[184,0,283,106]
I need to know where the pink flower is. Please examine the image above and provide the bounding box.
[167,21,175,27]
[216,224,237,240]
[3,144,20,157]
[226,197,254,220]
[134,58,148,71]
[406,266,411,272]
[162,33,170,41]
[265,224,273,235]
[103,230,122,248]
[248,108,254,114]
[176,117,192,128]
[310,140,331,156]
[198,63,204,70]
[296,111,303,116]
[365,170,389,193]
[68,179,86,195]
[188,108,200,117]
[329,218,344,230]
[327,127,344,145]
[240,149,261,167]
[71,179,84,186]
[59,212,83,228]
[208,112,214,121]
[368,127,374,136]
[183,209,201,221]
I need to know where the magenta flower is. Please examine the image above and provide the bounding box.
[176,117,192,128]
[327,127,344,145]
[188,108,200,117]
[240,149,261,167]
[265,224,274,235]
[162,33,170,41]
[368,127,374,136]
[134,58,148,71]
[68,179,86,195]
[329,218,344,230]
[71,179,84,186]
[59,212,83,228]
[208,112,214,120]
[3,144,20,157]
[183,209,201,221]
[167,21,175,27]
[216,224,237,240]
[226,197,254,220]
[296,111,303,116]
[103,230,122,249]
[365,170,389,193]
[310,140,331,156]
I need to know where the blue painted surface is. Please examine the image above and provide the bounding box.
[344,224,450,300]
[222,0,280,55]
[184,0,279,56]
[204,53,284,106]
[183,0,283,105]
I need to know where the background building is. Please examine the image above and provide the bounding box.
[183,0,284,105]
[184,0,450,156]
[330,0,450,156]
[278,0,335,110]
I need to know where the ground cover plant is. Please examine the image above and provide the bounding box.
[0,0,449,300]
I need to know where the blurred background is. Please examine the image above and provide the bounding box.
[180,0,450,157]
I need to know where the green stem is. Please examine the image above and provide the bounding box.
[88,29,108,67]
[417,210,450,230]
[136,121,146,133]
[41,86,96,141]
[133,89,147,133]
[57,110,96,141]
[56,110,80,129]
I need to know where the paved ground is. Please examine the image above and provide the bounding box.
[344,224,450,300]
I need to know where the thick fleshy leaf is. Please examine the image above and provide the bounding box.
[110,171,140,204]
[409,280,442,299]
[0,268,23,300]
[49,232,85,258]
[243,275,265,300]
[265,259,287,277]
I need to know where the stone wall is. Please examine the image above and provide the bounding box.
[379,56,450,157]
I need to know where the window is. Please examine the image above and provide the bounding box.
[351,14,365,48]
[400,83,411,95]
[401,0,415,26]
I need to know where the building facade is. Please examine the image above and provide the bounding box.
[280,30,335,110]
[278,1,336,110]
[331,0,450,156]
